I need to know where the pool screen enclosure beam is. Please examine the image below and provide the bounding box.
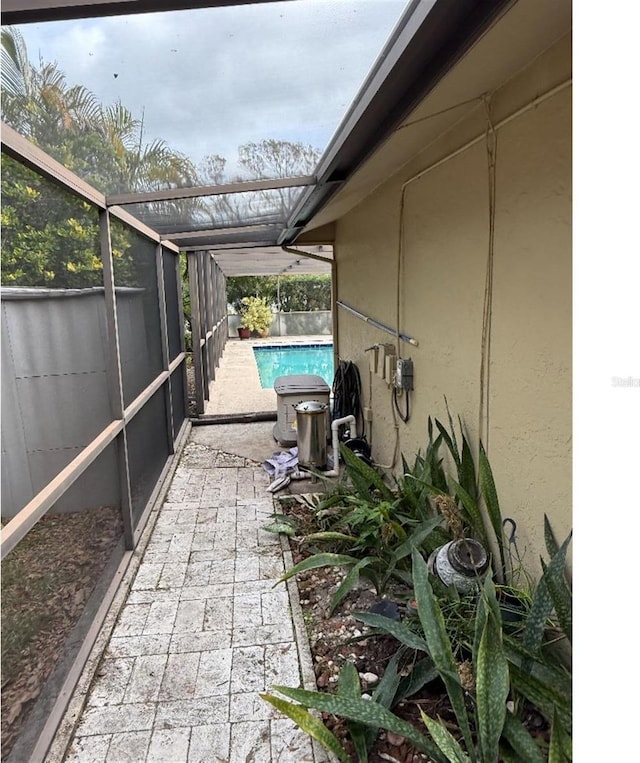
[106,175,316,206]
[1,0,292,25]
[162,224,282,247]
[1,121,179,254]
[1,122,106,210]
[184,240,277,252]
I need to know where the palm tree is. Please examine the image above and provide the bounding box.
[1,26,206,288]
[96,101,198,195]
[1,26,198,197]
[2,27,101,147]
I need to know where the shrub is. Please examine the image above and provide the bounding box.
[238,296,272,335]
[262,404,572,762]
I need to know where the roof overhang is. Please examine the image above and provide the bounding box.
[1,0,288,25]
[286,0,571,242]
[279,0,519,244]
[209,245,332,278]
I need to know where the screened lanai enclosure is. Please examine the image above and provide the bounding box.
[0,0,442,758]
[0,0,575,759]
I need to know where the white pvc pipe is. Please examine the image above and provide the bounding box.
[321,414,356,477]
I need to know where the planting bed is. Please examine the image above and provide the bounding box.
[0,507,123,760]
[275,495,550,763]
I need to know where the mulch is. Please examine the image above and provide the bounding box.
[277,495,549,763]
[1,507,123,760]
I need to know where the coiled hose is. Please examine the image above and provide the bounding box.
[331,360,364,438]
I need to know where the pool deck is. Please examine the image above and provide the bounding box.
[204,336,332,417]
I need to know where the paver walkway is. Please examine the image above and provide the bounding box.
[55,439,327,763]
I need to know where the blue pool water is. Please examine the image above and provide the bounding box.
[253,344,334,389]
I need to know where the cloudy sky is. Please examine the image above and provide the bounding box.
[15,0,409,174]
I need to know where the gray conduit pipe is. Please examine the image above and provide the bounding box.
[336,301,418,346]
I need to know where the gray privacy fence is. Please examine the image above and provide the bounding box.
[1,245,186,536]
[228,310,332,337]
[1,285,180,518]
[1,257,188,536]
[1,288,120,517]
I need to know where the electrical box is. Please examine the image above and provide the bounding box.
[395,358,414,390]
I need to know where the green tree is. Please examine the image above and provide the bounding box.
[226,276,278,313]
[278,274,331,312]
[0,153,136,288]
[0,154,103,287]
[225,274,331,314]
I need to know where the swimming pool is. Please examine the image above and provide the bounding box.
[253,344,334,389]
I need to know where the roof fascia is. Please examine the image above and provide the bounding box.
[1,1,290,25]
[280,0,515,245]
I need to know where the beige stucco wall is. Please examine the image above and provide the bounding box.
[333,42,571,572]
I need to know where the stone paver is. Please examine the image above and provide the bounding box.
[59,438,328,763]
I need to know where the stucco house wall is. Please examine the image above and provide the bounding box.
[333,37,571,567]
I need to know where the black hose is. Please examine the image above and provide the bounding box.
[331,360,364,437]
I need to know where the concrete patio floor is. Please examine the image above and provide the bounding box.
[48,337,335,763]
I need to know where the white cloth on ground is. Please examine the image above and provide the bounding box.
[262,447,299,479]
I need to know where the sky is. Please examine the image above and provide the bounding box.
[14,0,410,176]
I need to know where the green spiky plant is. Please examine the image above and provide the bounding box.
[271,443,444,613]
[261,401,572,761]
[397,403,511,583]
[263,531,571,762]
[264,407,571,763]
[267,403,518,616]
